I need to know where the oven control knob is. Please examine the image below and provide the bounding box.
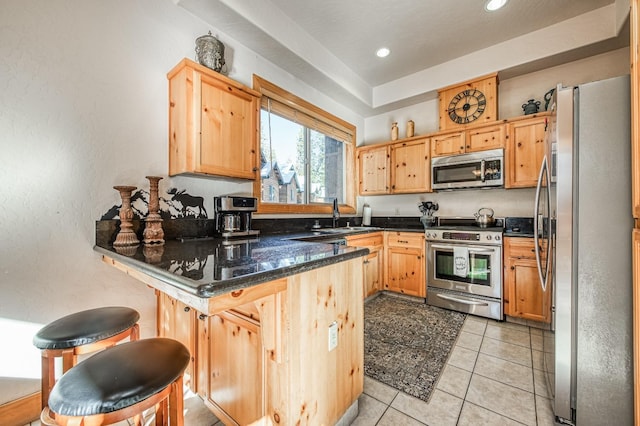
[495,235,501,241]
[486,235,492,240]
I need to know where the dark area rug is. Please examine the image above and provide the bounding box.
[364,294,467,402]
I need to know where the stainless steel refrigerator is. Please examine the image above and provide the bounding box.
[535,75,633,425]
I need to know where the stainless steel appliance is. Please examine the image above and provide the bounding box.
[431,148,504,190]
[536,76,633,425]
[426,218,503,320]
[214,196,260,239]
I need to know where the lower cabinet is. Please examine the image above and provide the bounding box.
[346,232,384,298]
[205,310,264,425]
[384,231,426,297]
[156,291,198,391]
[503,237,551,323]
[155,259,364,425]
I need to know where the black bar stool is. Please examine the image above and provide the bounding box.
[41,338,190,426]
[33,306,140,412]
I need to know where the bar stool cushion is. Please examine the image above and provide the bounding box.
[33,307,140,350]
[48,338,190,417]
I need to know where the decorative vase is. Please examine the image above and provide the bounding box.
[113,186,140,247]
[143,176,165,245]
[406,120,415,138]
[522,99,541,115]
[391,122,399,141]
[195,31,226,73]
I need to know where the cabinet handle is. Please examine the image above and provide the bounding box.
[363,260,370,265]
[198,314,207,321]
[398,240,408,243]
[184,306,191,312]
[252,167,258,172]
[510,266,515,270]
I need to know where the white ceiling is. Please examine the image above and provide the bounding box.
[176,0,628,116]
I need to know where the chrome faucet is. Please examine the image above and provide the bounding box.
[332,198,340,228]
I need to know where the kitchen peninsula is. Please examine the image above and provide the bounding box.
[94,232,368,425]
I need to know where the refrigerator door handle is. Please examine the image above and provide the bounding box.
[534,155,549,292]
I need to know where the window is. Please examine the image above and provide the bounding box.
[253,75,356,214]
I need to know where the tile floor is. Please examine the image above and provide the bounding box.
[352,315,556,426]
[27,316,555,426]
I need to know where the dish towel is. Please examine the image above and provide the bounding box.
[453,246,469,278]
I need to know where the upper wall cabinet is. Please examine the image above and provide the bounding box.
[167,59,260,180]
[505,114,549,188]
[431,122,505,157]
[357,137,431,195]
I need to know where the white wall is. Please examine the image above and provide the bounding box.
[361,48,629,219]
[0,0,363,404]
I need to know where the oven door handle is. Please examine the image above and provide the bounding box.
[429,244,497,254]
[435,293,489,306]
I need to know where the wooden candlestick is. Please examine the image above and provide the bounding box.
[143,176,165,245]
[113,185,140,247]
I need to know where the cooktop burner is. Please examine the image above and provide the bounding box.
[425,217,504,231]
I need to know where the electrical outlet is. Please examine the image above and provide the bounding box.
[395,208,400,215]
[328,321,338,351]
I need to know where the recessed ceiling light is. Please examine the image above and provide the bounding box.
[485,0,508,11]
[376,47,390,58]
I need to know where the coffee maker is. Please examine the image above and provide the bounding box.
[214,196,260,239]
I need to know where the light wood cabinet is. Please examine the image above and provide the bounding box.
[503,237,550,323]
[384,232,426,297]
[390,138,431,193]
[357,145,389,194]
[431,122,505,157]
[346,232,384,298]
[148,259,364,426]
[205,310,263,425]
[167,58,260,180]
[156,292,198,391]
[506,114,549,188]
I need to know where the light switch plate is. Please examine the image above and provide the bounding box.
[328,321,338,351]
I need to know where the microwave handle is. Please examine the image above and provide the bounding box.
[480,159,486,182]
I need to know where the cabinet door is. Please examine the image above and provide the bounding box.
[505,257,550,323]
[156,293,198,391]
[364,248,382,298]
[357,146,389,194]
[431,132,465,157]
[198,74,259,179]
[467,124,505,152]
[506,117,547,188]
[386,247,425,297]
[390,138,430,193]
[207,311,263,425]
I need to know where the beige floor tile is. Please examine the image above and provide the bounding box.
[466,375,537,426]
[531,333,543,351]
[462,317,487,335]
[533,368,550,398]
[363,376,399,405]
[377,407,425,426]
[458,401,526,426]
[448,345,479,372]
[535,394,557,426]
[480,337,532,367]
[391,390,463,426]
[532,349,544,370]
[529,327,543,336]
[492,320,530,334]
[485,324,531,348]
[351,393,388,426]
[474,353,534,392]
[456,330,483,351]
[436,364,472,398]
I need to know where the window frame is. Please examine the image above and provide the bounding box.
[252,75,356,215]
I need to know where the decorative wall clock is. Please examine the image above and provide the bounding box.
[438,73,498,131]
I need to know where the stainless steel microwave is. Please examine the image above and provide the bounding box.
[431,148,504,190]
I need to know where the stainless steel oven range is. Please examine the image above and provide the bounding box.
[425,219,503,320]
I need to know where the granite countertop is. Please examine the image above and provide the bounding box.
[94,234,368,298]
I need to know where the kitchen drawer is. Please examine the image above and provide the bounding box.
[386,231,425,249]
[504,237,547,260]
[346,232,383,248]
